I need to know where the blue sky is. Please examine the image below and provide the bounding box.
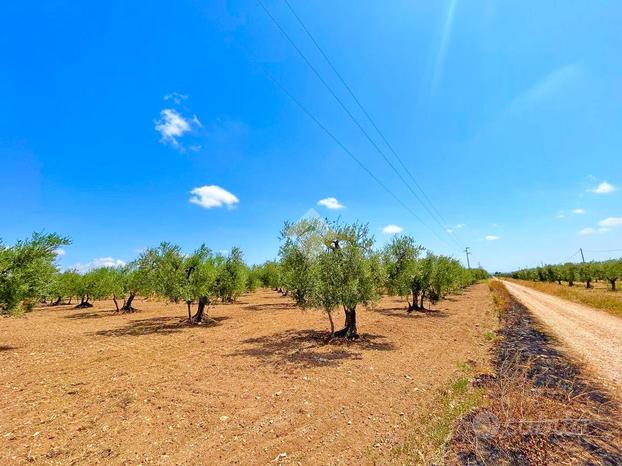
[2,0,621,273]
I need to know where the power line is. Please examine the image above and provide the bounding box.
[583,249,622,253]
[563,250,581,263]
[283,0,453,232]
[256,0,462,250]
[257,67,454,248]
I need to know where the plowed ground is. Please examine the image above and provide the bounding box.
[0,285,494,465]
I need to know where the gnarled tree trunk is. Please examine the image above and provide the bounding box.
[121,293,137,312]
[75,296,93,308]
[333,307,358,339]
[408,289,421,312]
[191,297,209,323]
[112,295,120,312]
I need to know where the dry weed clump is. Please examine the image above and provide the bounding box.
[448,280,622,465]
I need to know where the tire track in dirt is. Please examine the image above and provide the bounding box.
[502,280,622,395]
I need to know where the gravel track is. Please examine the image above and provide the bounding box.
[502,280,622,395]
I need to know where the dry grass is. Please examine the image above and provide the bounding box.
[448,281,622,465]
[510,278,622,318]
[388,364,485,465]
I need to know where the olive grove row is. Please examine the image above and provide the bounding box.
[1,220,487,338]
[508,259,622,290]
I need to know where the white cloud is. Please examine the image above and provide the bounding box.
[571,208,585,215]
[382,224,404,234]
[155,108,201,149]
[598,228,611,233]
[317,197,345,210]
[589,181,616,194]
[579,228,596,236]
[446,223,465,234]
[71,257,126,273]
[163,92,188,104]
[598,217,622,227]
[93,257,126,268]
[509,62,583,113]
[54,248,66,256]
[485,235,500,241]
[189,185,239,209]
[555,211,566,219]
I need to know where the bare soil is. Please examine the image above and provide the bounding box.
[0,285,494,465]
[503,280,622,396]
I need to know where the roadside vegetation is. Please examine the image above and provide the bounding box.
[448,280,622,464]
[504,259,622,317]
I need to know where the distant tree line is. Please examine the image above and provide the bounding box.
[506,259,622,291]
[2,222,488,338]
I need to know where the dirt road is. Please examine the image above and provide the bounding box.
[502,280,622,395]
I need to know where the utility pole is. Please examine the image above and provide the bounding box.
[580,248,585,263]
[464,247,471,270]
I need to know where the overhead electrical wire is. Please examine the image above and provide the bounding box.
[258,67,453,248]
[256,0,463,251]
[282,0,453,232]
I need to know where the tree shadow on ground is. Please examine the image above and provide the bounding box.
[244,302,297,312]
[0,345,18,352]
[92,315,229,337]
[374,307,449,319]
[65,310,116,320]
[226,329,396,368]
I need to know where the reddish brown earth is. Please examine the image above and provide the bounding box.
[0,285,494,465]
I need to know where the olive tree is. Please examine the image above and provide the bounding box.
[257,260,282,291]
[183,247,219,323]
[279,218,326,305]
[0,233,70,313]
[215,247,247,303]
[309,221,384,339]
[48,270,81,305]
[88,267,125,311]
[383,235,424,312]
[601,259,622,291]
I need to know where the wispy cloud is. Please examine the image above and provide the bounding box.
[430,0,459,93]
[155,108,201,149]
[163,92,188,105]
[155,93,202,151]
[509,62,583,114]
[54,248,66,256]
[579,227,611,236]
[71,257,126,273]
[446,223,465,234]
[382,224,404,234]
[589,181,616,194]
[189,185,239,209]
[555,211,566,219]
[485,235,500,241]
[571,208,586,215]
[598,217,622,227]
[317,197,345,210]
